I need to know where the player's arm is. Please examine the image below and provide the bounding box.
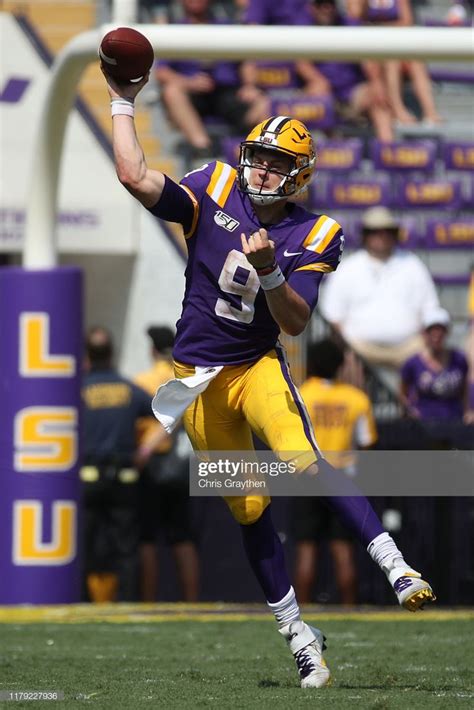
[103,69,196,231]
[295,61,332,96]
[241,228,311,336]
[103,70,165,207]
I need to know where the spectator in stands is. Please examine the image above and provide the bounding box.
[134,326,199,601]
[294,0,395,141]
[445,1,470,26]
[291,339,378,605]
[400,307,474,423]
[155,0,269,156]
[320,206,440,369]
[81,327,154,602]
[350,0,443,127]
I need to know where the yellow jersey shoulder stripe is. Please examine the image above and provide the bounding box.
[180,185,200,239]
[294,262,334,274]
[303,215,342,254]
[206,161,237,207]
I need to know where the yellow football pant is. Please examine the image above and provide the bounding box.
[174,348,319,525]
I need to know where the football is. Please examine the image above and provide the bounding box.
[99,27,154,82]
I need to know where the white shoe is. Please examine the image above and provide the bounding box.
[387,563,436,612]
[279,620,331,688]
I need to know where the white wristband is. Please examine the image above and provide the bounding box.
[111,98,135,118]
[258,265,286,291]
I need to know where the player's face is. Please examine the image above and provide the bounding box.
[247,148,294,193]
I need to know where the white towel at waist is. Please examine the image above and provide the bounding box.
[152,365,223,433]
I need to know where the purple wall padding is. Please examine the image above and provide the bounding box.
[0,267,83,604]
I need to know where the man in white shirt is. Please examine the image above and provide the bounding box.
[320,206,439,368]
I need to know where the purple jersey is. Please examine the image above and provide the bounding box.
[366,0,400,23]
[169,161,343,366]
[401,350,468,420]
[245,0,309,25]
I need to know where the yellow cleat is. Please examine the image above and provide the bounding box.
[403,585,437,612]
[389,567,436,611]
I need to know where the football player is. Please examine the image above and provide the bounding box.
[104,70,435,689]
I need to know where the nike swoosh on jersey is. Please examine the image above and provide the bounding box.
[283,249,303,257]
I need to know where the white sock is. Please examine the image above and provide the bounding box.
[367,532,406,574]
[267,586,300,628]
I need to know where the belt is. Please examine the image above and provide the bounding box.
[80,465,139,484]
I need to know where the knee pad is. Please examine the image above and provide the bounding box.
[225,495,271,525]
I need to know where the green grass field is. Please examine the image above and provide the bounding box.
[0,606,473,709]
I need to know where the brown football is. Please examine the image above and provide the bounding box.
[99,27,154,82]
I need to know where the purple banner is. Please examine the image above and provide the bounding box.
[255,62,298,90]
[270,94,335,129]
[425,218,474,248]
[317,140,363,171]
[321,176,392,209]
[0,267,83,604]
[371,140,437,172]
[443,142,474,171]
[395,177,463,209]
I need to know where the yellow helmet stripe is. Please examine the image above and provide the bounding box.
[206,162,236,206]
[303,215,341,253]
[294,262,334,273]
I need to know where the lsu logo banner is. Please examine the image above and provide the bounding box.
[317,140,363,171]
[254,61,298,90]
[426,218,474,248]
[0,266,82,604]
[397,178,463,208]
[371,140,437,171]
[443,142,474,171]
[270,95,335,130]
[323,176,391,208]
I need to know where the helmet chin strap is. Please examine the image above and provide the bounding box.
[248,192,285,206]
[243,166,291,205]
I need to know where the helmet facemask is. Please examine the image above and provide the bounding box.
[237,117,316,206]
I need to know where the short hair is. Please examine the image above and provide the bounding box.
[147,325,174,353]
[85,326,113,367]
[306,338,344,379]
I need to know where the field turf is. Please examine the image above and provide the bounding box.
[0,606,472,709]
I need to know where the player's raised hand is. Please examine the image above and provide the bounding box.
[241,228,276,269]
[101,66,150,102]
